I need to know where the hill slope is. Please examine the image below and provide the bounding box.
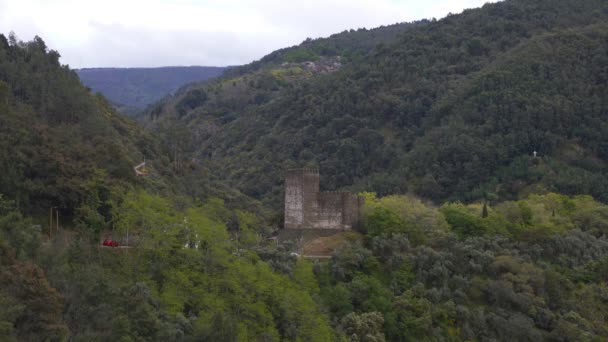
[0,35,259,220]
[146,0,608,208]
[0,34,158,216]
[77,66,226,113]
[0,34,333,341]
[2,6,608,340]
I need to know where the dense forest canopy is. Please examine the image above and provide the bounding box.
[0,33,152,216]
[0,34,330,341]
[1,0,608,340]
[147,0,608,209]
[0,32,262,219]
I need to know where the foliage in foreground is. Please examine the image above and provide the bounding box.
[316,193,608,341]
[0,192,334,341]
[2,187,608,341]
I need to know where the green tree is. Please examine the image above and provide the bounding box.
[340,311,385,342]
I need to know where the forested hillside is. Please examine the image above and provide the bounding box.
[0,34,332,341]
[223,21,423,77]
[146,0,608,208]
[2,0,608,340]
[77,66,226,114]
[315,192,608,341]
[0,33,159,217]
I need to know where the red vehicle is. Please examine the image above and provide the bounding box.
[102,239,120,247]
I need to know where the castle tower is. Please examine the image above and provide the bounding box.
[284,168,319,229]
[284,168,363,230]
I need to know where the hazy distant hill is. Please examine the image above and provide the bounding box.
[77,66,226,113]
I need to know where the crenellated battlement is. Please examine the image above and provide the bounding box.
[284,168,363,230]
[288,168,319,174]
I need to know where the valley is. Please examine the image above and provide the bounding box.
[1,0,608,340]
[77,66,226,115]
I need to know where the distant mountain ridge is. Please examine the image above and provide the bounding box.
[77,66,226,113]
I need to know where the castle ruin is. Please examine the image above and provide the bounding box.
[284,168,364,230]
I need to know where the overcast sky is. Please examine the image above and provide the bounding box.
[0,0,495,68]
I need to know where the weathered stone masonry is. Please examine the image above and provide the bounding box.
[284,168,364,230]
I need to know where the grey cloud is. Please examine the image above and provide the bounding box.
[0,0,497,68]
[70,21,281,67]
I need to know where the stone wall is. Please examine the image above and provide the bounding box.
[284,168,363,230]
[302,170,320,228]
[284,168,318,229]
[317,191,344,229]
[343,192,364,229]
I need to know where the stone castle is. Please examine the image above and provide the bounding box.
[284,168,364,230]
